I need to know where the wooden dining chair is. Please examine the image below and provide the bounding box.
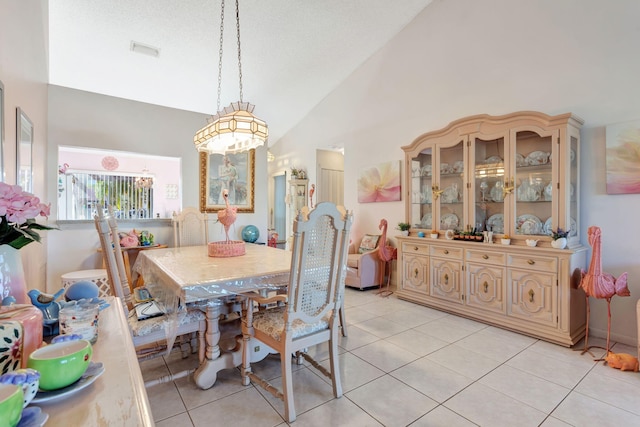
[172,207,209,247]
[94,207,206,384]
[240,202,352,423]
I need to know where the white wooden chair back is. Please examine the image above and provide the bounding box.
[94,207,134,312]
[172,207,209,247]
[287,202,352,331]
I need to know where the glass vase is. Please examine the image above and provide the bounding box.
[0,245,28,304]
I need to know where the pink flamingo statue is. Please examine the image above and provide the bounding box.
[579,226,629,358]
[377,219,397,297]
[309,184,315,208]
[217,189,238,242]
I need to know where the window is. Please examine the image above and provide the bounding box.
[58,146,181,221]
[59,170,155,220]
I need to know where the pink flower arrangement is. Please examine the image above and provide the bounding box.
[0,182,54,249]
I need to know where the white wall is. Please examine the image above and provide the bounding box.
[0,0,49,291]
[270,0,640,346]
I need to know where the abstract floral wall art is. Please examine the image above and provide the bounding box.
[606,119,640,194]
[357,161,401,203]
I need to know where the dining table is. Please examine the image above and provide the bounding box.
[133,243,292,389]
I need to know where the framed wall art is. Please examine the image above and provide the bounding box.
[606,119,640,194]
[357,160,401,203]
[199,149,255,212]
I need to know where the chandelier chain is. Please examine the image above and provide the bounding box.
[216,0,226,112]
[235,0,244,103]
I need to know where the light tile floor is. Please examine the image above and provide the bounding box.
[141,287,640,426]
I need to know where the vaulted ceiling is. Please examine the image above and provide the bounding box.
[48,0,432,146]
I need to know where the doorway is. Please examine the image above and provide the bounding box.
[272,173,286,247]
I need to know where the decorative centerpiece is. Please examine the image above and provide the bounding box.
[208,189,245,257]
[0,182,54,305]
[550,227,569,249]
[501,234,511,245]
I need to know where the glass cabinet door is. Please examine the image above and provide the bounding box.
[567,134,579,242]
[472,136,506,235]
[410,149,433,229]
[512,130,555,237]
[435,140,464,231]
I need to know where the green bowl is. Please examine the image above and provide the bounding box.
[0,383,23,427]
[27,339,92,391]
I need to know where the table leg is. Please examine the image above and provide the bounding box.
[193,300,243,389]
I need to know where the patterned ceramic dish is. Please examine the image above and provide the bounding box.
[526,151,550,166]
[516,214,543,235]
[486,214,504,234]
[440,213,459,230]
[421,213,432,228]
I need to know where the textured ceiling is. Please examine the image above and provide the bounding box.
[48,0,432,146]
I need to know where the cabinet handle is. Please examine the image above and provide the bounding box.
[503,177,515,196]
[527,259,535,265]
[483,281,488,293]
[482,254,489,260]
[444,273,449,285]
[443,249,449,254]
[414,268,419,278]
[414,246,419,251]
[432,184,444,200]
[528,289,535,302]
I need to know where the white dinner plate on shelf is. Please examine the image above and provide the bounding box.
[31,362,105,404]
[440,213,459,230]
[544,217,577,237]
[486,214,504,234]
[526,151,550,166]
[516,214,543,235]
[421,213,432,228]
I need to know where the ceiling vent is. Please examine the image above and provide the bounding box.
[130,41,160,57]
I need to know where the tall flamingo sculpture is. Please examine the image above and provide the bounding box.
[377,219,397,297]
[579,226,629,358]
[217,189,238,242]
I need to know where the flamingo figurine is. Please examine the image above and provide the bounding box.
[579,226,629,358]
[217,189,238,242]
[377,219,397,297]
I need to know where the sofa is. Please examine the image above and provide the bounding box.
[345,234,386,290]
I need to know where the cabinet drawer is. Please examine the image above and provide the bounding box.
[430,245,463,260]
[402,242,429,256]
[508,254,557,272]
[466,249,505,266]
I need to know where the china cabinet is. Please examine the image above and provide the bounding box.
[404,111,582,246]
[398,112,587,346]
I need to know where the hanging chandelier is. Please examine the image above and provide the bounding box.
[194,0,268,154]
[135,168,154,189]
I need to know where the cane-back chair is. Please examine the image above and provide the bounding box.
[241,202,352,422]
